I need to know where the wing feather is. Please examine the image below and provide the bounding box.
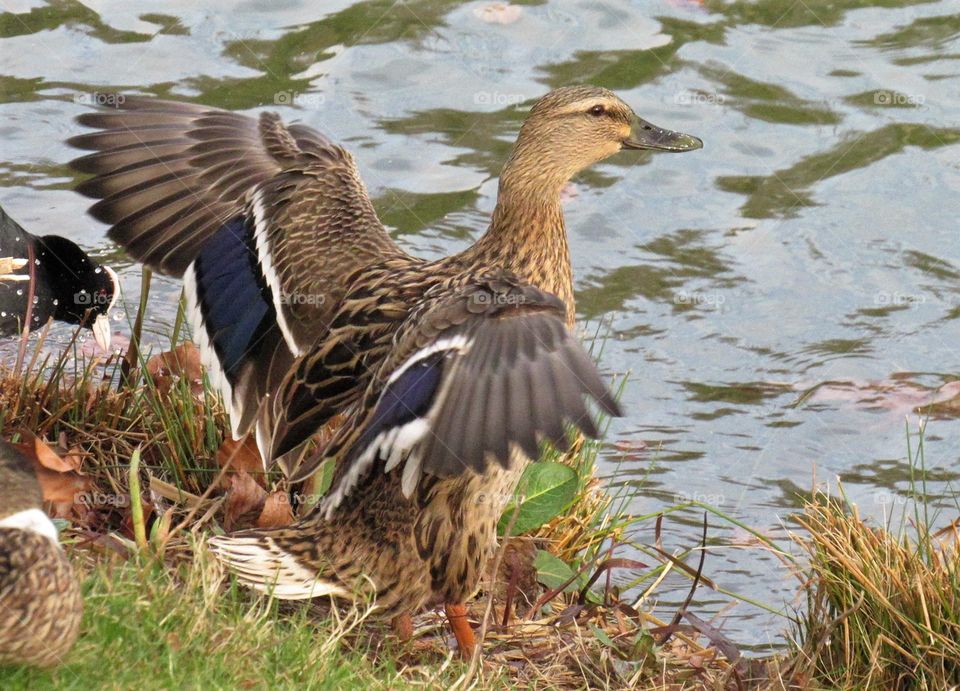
[69,95,405,449]
[315,280,623,513]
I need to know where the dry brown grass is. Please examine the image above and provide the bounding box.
[784,489,960,690]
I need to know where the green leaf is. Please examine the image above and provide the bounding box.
[533,549,582,592]
[591,624,615,648]
[498,462,578,535]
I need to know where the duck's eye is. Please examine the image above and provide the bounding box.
[588,105,606,117]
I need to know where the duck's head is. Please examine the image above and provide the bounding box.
[36,236,119,350]
[503,85,702,191]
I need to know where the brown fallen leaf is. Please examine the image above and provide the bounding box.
[14,438,92,507]
[216,436,267,488]
[147,341,202,380]
[146,341,204,396]
[256,491,295,528]
[223,471,266,531]
[36,466,93,507]
[29,436,75,473]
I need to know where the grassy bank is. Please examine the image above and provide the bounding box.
[0,328,742,689]
[1,548,440,690]
[1,325,957,689]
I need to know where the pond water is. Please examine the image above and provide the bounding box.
[1,0,958,651]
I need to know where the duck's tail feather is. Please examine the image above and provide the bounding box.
[208,531,346,600]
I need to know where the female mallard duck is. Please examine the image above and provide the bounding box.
[0,204,118,349]
[0,440,82,667]
[69,85,701,651]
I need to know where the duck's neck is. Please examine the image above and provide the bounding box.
[467,162,575,325]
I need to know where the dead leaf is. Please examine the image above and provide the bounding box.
[146,341,202,380]
[29,436,75,472]
[146,342,204,396]
[35,466,92,505]
[55,432,85,471]
[216,436,266,488]
[223,471,266,531]
[256,491,294,528]
[14,439,92,507]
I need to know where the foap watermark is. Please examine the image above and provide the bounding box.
[74,290,112,307]
[76,491,129,508]
[871,490,909,508]
[674,91,725,107]
[273,91,325,109]
[278,291,326,307]
[674,291,726,309]
[473,90,525,107]
[475,490,519,508]
[74,92,126,108]
[873,90,925,107]
[675,490,725,507]
[874,291,927,308]
[471,291,526,307]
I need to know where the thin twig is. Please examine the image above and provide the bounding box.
[661,512,708,645]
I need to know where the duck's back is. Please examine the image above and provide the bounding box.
[0,527,83,667]
[0,441,82,667]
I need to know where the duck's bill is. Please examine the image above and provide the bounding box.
[92,314,112,351]
[623,116,703,152]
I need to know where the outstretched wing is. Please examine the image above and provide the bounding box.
[69,97,404,441]
[303,278,622,515]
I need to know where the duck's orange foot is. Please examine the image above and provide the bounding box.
[392,613,413,642]
[444,602,475,655]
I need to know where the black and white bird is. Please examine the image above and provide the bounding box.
[0,204,118,349]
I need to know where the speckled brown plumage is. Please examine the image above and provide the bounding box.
[0,441,82,667]
[68,85,701,649]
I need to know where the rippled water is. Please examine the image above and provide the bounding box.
[1,0,958,650]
